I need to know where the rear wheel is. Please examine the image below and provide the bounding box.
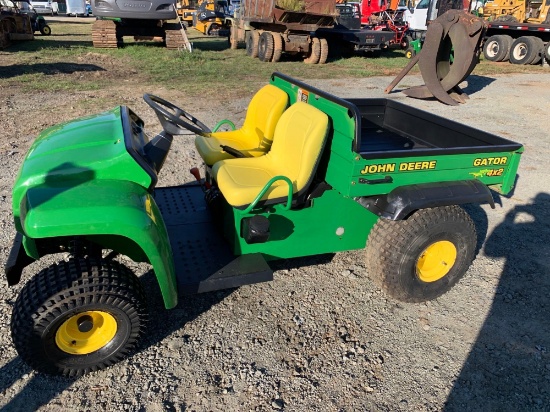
[245,30,259,58]
[319,37,329,64]
[271,32,283,62]
[509,36,542,65]
[365,205,477,302]
[11,258,148,376]
[258,31,274,62]
[545,41,550,63]
[405,46,416,59]
[229,25,238,49]
[304,37,321,64]
[483,35,512,62]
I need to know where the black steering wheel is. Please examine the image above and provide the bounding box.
[143,94,212,136]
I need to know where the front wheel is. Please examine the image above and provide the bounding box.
[40,24,52,36]
[365,205,477,302]
[10,258,148,376]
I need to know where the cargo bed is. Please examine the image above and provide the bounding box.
[348,98,523,159]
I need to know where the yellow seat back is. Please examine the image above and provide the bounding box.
[236,84,289,149]
[212,102,329,207]
[195,84,288,165]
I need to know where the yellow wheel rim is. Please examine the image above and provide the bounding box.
[416,240,457,283]
[406,50,413,59]
[55,311,117,355]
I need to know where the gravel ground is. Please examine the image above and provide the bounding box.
[1,51,549,412]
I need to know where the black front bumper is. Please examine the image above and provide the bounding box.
[5,232,35,286]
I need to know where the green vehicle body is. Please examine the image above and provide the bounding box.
[8,73,523,311]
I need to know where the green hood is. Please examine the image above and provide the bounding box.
[12,106,152,233]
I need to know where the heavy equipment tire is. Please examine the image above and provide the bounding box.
[229,25,238,49]
[545,41,550,63]
[258,31,274,62]
[304,37,321,64]
[527,37,544,64]
[483,35,512,62]
[319,37,329,64]
[11,258,148,377]
[365,205,477,303]
[271,32,283,62]
[494,14,519,22]
[509,36,542,65]
[245,30,259,58]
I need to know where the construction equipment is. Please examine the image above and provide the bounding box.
[481,0,550,23]
[229,0,396,63]
[0,0,34,49]
[479,0,550,65]
[193,0,230,35]
[91,0,190,49]
[177,0,199,26]
[5,72,523,376]
[386,10,487,105]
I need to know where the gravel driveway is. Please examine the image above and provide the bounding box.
[0,67,549,411]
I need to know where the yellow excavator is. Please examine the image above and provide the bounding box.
[192,0,230,36]
[480,0,550,24]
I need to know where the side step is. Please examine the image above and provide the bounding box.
[178,253,273,295]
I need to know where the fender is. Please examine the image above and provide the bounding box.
[18,180,178,309]
[357,180,495,221]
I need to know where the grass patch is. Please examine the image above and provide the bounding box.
[2,17,548,96]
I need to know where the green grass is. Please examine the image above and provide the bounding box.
[1,18,547,96]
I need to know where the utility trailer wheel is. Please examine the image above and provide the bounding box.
[10,258,148,377]
[510,36,542,65]
[271,32,283,62]
[304,37,321,64]
[258,31,274,62]
[245,30,259,58]
[483,35,512,62]
[365,205,477,303]
[319,37,329,64]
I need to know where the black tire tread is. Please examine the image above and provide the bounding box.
[11,258,147,377]
[365,205,476,303]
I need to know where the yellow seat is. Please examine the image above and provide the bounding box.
[212,102,329,208]
[195,84,289,165]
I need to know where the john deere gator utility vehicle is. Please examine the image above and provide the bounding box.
[6,73,523,376]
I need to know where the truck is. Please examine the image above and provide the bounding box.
[479,0,550,65]
[91,0,188,49]
[228,0,396,63]
[5,72,523,376]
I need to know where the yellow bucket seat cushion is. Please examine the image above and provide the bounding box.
[195,84,289,165]
[212,102,329,208]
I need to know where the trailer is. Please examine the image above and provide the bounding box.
[482,21,550,65]
[228,0,395,63]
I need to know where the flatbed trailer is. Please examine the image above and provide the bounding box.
[483,21,550,64]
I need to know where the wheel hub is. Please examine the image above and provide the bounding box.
[55,311,117,355]
[416,240,457,283]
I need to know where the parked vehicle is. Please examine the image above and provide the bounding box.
[66,0,87,16]
[5,72,523,376]
[30,0,58,14]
